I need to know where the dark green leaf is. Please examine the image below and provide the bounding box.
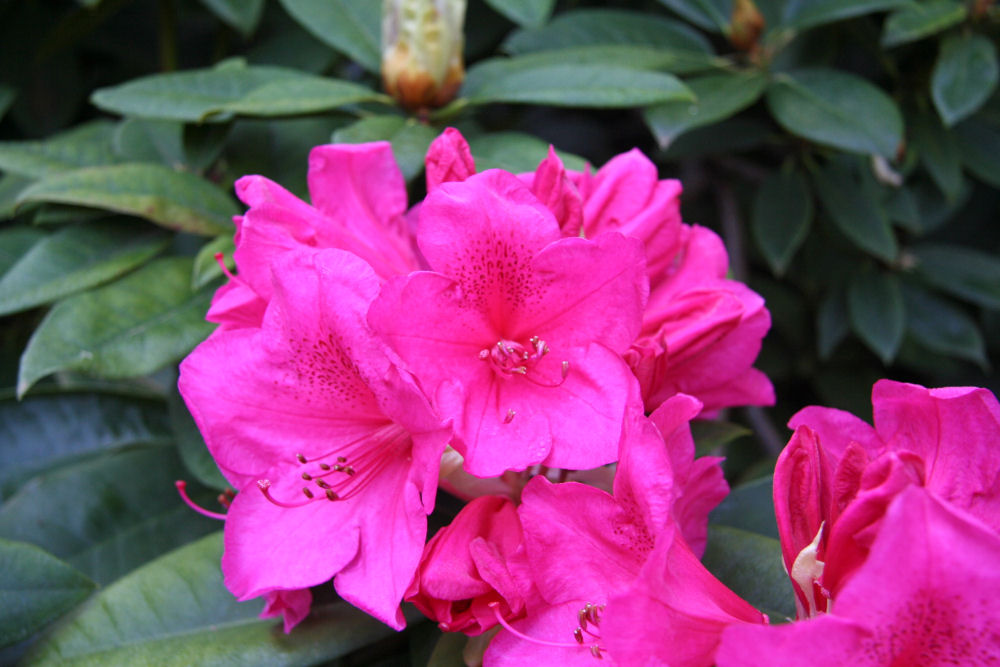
[911,111,963,199]
[655,0,731,32]
[781,0,910,31]
[0,447,219,584]
[18,258,216,396]
[484,0,555,28]
[0,391,171,500]
[0,226,46,277]
[909,243,1000,309]
[333,115,439,182]
[0,539,95,648]
[466,132,587,173]
[192,234,235,290]
[751,169,812,275]
[643,71,766,149]
[817,287,850,359]
[18,164,237,236]
[881,1,966,48]
[691,420,751,457]
[276,0,381,72]
[0,84,15,122]
[663,117,773,159]
[0,174,34,220]
[710,475,778,539]
[198,0,265,37]
[932,33,999,126]
[168,386,229,491]
[901,282,987,366]
[813,162,897,261]
[426,632,468,667]
[503,9,712,55]
[112,119,228,173]
[0,121,117,179]
[701,526,795,620]
[848,268,905,364]
[0,220,169,317]
[767,68,904,158]
[220,77,388,117]
[26,533,418,666]
[953,115,1000,187]
[465,64,693,108]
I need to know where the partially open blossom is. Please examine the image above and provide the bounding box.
[382,0,466,111]
[180,249,449,630]
[260,588,312,633]
[407,495,535,635]
[774,380,1000,618]
[717,487,1000,666]
[369,168,647,477]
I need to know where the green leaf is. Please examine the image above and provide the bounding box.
[710,476,778,540]
[663,117,773,159]
[881,1,966,48]
[192,234,235,290]
[0,539,96,648]
[466,132,587,173]
[781,0,911,31]
[92,64,382,123]
[0,84,15,122]
[18,164,237,236]
[691,420,751,457]
[333,115,439,182]
[426,632,468,667]
[909,243,1000,309]
[0,121,118,179]
[484,0,555,28]
[168,387,229,491]
[276,0,381,72]
[0,220,169,317]
[0,391,171,500]
[466,64,693,108]
[0,226,46,276]
[817,286,850,359]
[901,282,987,366]
[953,115,1000,188]
[503,9,712,55]
[767,68,904,158]
[643,71,766,149]
[0,447,219,585]
[701,526,795,620]
[911,110,963,199]
[18,258,216,396]
[112,119,229,173]
[848,268,905,364]
[932,33,999,127]
[751,170,813,275]
[197,0,265,37]
[26,533,417,666]
[655,0,731,33]
[813,162,897,261]
[0,174,34,220]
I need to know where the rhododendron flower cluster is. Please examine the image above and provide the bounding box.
[178,129,999,664]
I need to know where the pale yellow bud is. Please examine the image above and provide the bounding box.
[381,0,466,112]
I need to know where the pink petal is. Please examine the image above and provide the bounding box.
[787,405,881,463]
[531,146,583,236]
[484,600,611,666]
[426,127,476,191]
[260,587,313,634]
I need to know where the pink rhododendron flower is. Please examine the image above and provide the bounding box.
[260,588,312,633]
[369,168,647,477]
[774,380,1000,617]
[208,142,420,330]
[406,495,535,635]
[422,129,773,415]
[484,395,755,664]
[179,249,448,629]
[716,486,1000,666]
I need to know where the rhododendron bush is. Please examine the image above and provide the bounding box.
[1,1,999,666]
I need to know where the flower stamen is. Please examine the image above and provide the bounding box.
[175,480,228,520]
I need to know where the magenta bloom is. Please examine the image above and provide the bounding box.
[717,486,1000,666]
[369,168,647,477]
[774,380,1000,617]
[208,142,420,329]
[406,495,535,636]
[179,249,448,629]
[484,395,756,664]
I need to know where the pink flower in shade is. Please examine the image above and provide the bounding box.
[368,168,648,477]
[774,380,1000,618]
[716,486,1000,667]
[208,142,421,330]
[260,588,313,633]
[422,129,773,415]
[178,249,449,630]
[406,495,536,636]
[483,395,756,665]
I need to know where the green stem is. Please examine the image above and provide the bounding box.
[158,0,177,72]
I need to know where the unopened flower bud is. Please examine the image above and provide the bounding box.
[381,0,466,112]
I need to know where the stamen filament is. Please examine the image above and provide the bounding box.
[257,479,311,508]
[487,602,580,649]
[175,480,227,520]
